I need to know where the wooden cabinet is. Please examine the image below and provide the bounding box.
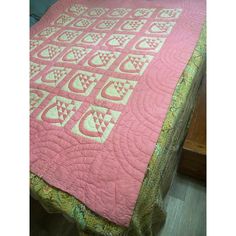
[178,76,206,182]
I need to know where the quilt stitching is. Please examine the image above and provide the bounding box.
[30,0,205,226]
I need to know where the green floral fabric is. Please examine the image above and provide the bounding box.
[30,24,206,236]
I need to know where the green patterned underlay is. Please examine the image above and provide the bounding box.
[30,24,206,236]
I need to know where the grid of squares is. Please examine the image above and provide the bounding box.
[30,4,182,143]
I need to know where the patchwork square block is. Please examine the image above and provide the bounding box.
[77,32,106,46]
[34,67,71,87]
[34,27,60,39]
[97,77,137,105]
[66,4,88,16]
[132,37,166,53]
[85,50,120,70]
[34,44,64,61]
[131,8,155,18]
[37,96,82,127]
[30,39,43,51]
[72,105,121,143]
[58,46,91,65]
[93,19,118,31]
[62,70,102,96]
[30,89,49,114]
[118,20,147,32]
[83,8,109,17]
[104,34,134,49]
[72,18,96,29]
[146,21,176,35]
[115,54,153,76]
[30,62,46,79]
[156,8,182,19]
[52,14,75,26]
[107,8,131,18]
[54,30,82,43]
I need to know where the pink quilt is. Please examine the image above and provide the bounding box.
[30,0,205,226]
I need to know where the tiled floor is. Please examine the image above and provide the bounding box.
[30,174,206,236]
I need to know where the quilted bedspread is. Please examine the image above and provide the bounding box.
[30,0,206,227]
